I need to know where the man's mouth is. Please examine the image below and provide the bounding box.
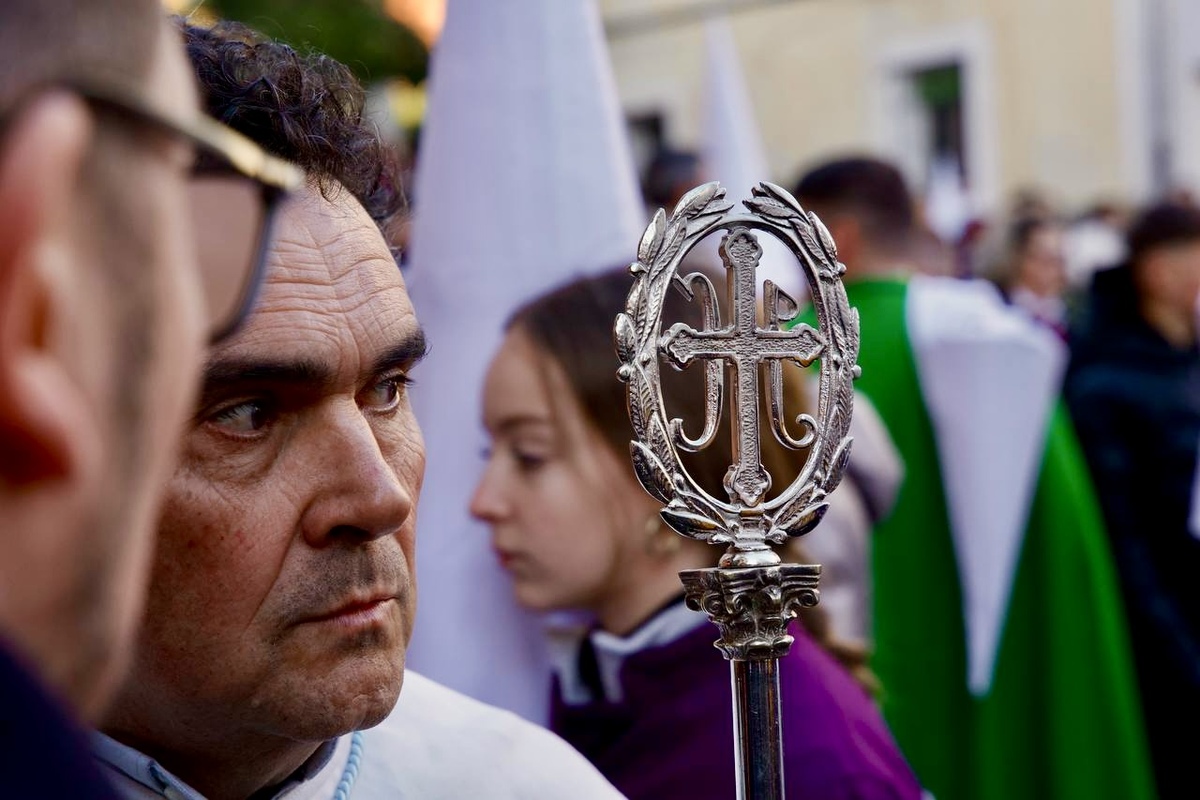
[301,591,400,630]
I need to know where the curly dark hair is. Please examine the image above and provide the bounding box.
[179,18,404,226]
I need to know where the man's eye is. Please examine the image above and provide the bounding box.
[363,374,411,412]
[209,401,272,434]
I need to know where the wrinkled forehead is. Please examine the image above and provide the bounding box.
[208,185,419,369]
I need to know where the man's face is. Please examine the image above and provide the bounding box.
[68,17,207,713]
[113,185,426,742]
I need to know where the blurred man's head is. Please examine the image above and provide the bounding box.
[792,155,917,277]
[643,147,700,211]
[1126,202,1200,346]
[0,0,209,718]
[101,22,424,800]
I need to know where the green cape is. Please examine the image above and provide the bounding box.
[803,278,1156,800]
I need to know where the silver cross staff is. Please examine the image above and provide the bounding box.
[614,181,860,800]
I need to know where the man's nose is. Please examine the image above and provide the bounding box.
[298,404,416,547]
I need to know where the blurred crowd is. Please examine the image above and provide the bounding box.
[638,143,1199,800]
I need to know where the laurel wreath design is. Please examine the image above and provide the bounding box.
[614,181,860,550]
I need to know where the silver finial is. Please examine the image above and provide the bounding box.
[615,181,860,799]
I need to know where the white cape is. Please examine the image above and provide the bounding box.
[339,671,624,799]
[906,275,1065,695]
[96,671,625,800]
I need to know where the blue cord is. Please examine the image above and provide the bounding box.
[331,730,364,800]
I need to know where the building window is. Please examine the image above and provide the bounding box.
[913,63,967,183]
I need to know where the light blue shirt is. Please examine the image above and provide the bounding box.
[93,731,343,800]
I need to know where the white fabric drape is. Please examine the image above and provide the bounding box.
[907,275,1065,695]
[699,15,804,300]
[402,0,644,723]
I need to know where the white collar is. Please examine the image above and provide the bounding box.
[548,600,707,705]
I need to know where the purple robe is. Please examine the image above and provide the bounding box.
[551,621,922,800]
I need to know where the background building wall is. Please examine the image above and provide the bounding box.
[599,0,1146,219]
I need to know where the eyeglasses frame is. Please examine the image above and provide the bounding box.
[0,80,306,343]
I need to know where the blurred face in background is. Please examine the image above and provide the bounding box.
[471,327,651,618]
[81,17,210,714]
[1015,222,1068,298]
[1143,239,1200,319]
[0,15,207,718]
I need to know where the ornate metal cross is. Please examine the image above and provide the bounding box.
[615,181,860,800]
[662,228,824,509]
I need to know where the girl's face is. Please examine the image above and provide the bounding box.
[1018,225,1067,297]
[470,329,648,616]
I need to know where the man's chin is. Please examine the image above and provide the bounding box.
[350,676,403,732]
[271,656,405,741]
[330,686,401,735]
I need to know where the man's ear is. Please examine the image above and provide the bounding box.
[0,93,96,484]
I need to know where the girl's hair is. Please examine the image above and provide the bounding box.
[506,265,878,695]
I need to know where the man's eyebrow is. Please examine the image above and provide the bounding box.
[364,327,429,381]
[197,327,429,405]
[201,358,333,392]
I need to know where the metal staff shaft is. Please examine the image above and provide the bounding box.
[681,561,820,800]
[731,658,784,799]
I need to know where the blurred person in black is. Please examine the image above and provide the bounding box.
[1065,202,1200,799]
[0,1,298,797]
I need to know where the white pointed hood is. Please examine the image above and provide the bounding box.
[699,15,803,299]
[402,0,644,723]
